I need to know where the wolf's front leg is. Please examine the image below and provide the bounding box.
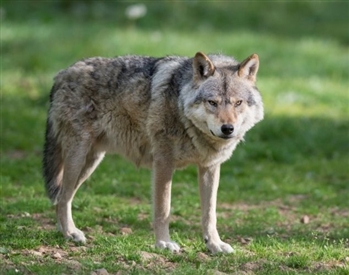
[152,159,180,252]
[198,164,234,254]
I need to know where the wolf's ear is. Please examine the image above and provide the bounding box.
[238,54,259,82]
[193,52,215,80]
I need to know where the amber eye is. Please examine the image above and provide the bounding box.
[208,100,218,107]
[235,100,242,107]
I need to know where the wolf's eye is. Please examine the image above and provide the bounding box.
[235,100,243,107]
[208,100,218,107]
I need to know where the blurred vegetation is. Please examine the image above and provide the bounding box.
[3,1,349,45]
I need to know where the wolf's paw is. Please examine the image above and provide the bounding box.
[65,229,87,243]
[57,223,86,243]
[69,229,87,243]
[206,240,234,254]
[156,240,181,252]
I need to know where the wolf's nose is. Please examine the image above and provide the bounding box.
[221,124,234,135]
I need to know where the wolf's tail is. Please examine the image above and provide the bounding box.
[43,115,63,205]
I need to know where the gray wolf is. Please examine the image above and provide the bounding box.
[43,52,263,254]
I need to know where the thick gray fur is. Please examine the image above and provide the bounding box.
[43,52,263,253]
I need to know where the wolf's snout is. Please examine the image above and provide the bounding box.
[221,124,234,135]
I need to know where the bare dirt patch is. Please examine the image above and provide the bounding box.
[238,259,268,273]
[0,245,87,275]
[5,150,28,160]
[31,213,57,231]
[139,251,177,271]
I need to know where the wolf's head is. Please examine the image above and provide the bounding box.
[183,52,264,142]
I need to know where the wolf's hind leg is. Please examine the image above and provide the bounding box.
[56,142,104,243]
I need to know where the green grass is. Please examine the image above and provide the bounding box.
[1,1,348,274]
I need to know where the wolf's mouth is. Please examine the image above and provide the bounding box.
[220,135,233,140]
[210,130,233,140]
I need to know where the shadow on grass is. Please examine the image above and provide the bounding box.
[242,115,349,163]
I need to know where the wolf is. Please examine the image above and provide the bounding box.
[43,51,263,254]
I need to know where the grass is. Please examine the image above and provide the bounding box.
[1,1,349,274]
